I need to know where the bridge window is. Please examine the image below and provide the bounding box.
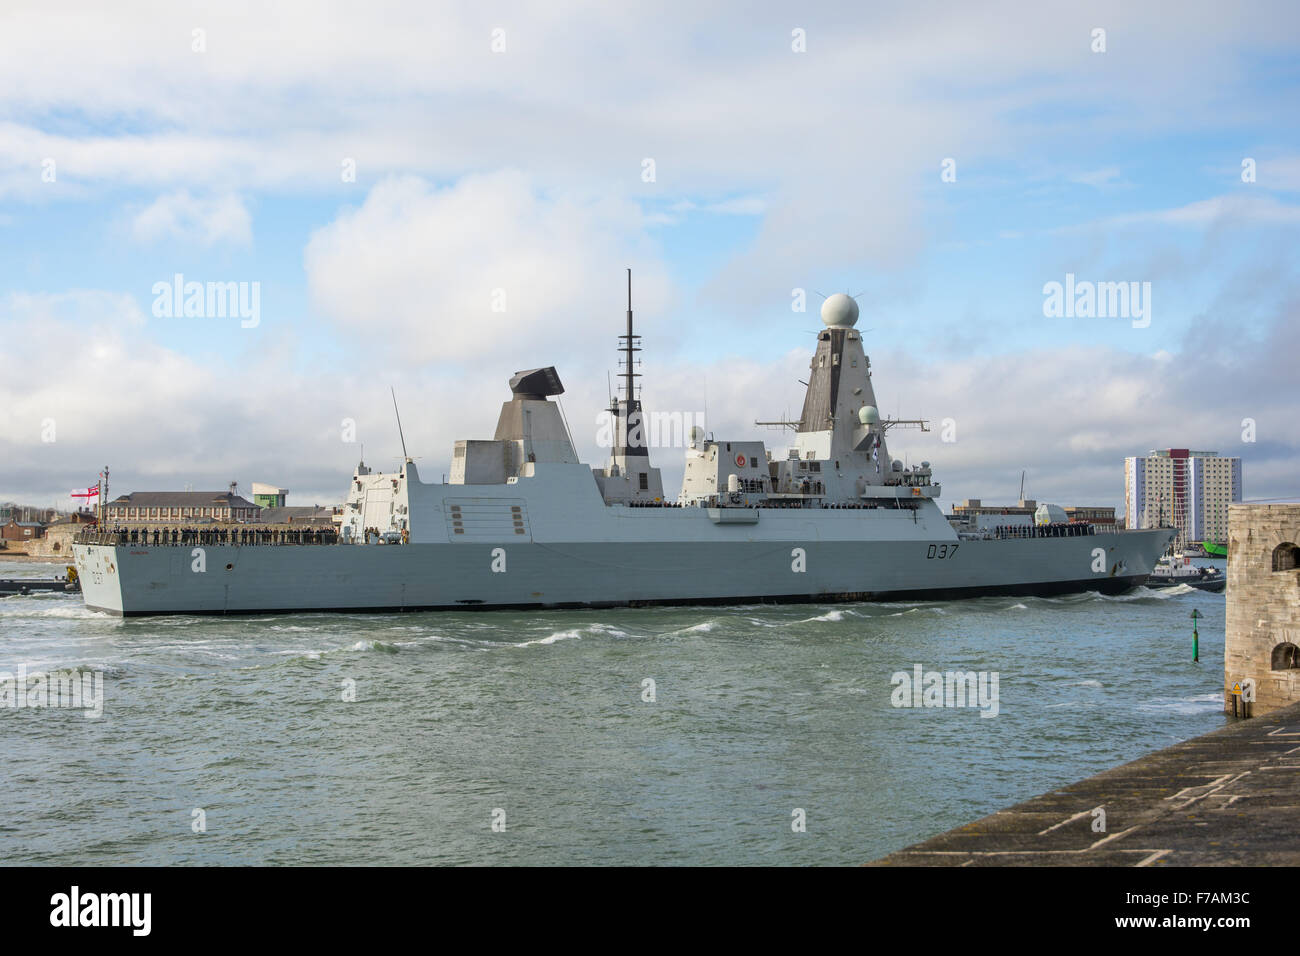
[1272,642,1300,670]
[1273,542,1300,571]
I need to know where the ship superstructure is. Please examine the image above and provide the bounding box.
[73,280,1174,616]
[677,292,934,511]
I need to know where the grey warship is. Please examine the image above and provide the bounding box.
[73,282,1174,616]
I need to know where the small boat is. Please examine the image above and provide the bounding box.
[0,567,80,596]
[1145,552,1225,592]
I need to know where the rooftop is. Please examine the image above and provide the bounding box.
[256,506,334,524]
[108,491,258,509]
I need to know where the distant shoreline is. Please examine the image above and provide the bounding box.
[0,552,67,564]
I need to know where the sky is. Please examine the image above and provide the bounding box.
[1,0,1298,513]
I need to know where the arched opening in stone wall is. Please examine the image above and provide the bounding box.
[1272,642,1300,670]
[1272,542,1300,572]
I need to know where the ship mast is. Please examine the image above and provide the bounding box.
[594,267,665,504]
[614,268,644,458]
[624,268,635,406]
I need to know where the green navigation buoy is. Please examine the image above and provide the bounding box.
[1191,608,1200,662]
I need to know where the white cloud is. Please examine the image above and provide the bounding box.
[3,0,1297,281]
[1070,166,1124,188]
[1133,195,1300,226]
[303,172,673,366]
[705,197,765,215]
[1055,193,1300,234]
[649,196,767,225]
[131,190,251,245]
[2,286,1296,512]
[0,289,511,503]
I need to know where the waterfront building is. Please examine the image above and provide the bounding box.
[103,491,260,523]
[950,498,1036,517]
[256,506,337,527]
[1,518,46,541]
[1064,505,1116,528]
[251,482,289,509]
[1125,448,1242,548]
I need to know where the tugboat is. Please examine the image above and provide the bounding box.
[1145,552,1226,592]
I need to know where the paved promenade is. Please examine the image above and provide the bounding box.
[870,700,1300,866]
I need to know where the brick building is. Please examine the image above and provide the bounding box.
[1,518,46,541]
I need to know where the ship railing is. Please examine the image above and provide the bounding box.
[74,529,341,547]
[990,523,1098,540]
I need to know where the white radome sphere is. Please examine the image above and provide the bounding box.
[820,293,859,328]
[858,405,880,425]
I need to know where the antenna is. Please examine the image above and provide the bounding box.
[620,267,638,403]
[1019,470,1025,502]
[391,387,409,462]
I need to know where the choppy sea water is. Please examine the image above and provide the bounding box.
[0,558,1227,865]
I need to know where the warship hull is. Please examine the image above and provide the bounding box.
[72,468,1173,616]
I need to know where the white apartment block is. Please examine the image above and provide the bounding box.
[1125,448,1242,547]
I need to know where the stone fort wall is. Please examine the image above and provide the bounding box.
[1225,503,1300,715]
